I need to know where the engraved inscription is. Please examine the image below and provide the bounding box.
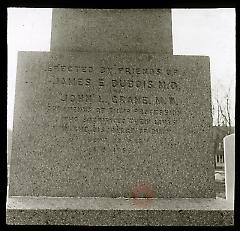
[28,61,184,152]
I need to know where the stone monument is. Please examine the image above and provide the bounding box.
[6,9,234,225]
[224,134,235,203]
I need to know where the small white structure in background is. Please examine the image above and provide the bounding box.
[224,134,235,203]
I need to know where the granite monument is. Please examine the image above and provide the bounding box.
[9,52,214,198]
[7,8,233,225]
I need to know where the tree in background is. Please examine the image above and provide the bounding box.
[212,83,234,169]
[212,83,234,134]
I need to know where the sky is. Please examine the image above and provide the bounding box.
[7,8,236,130]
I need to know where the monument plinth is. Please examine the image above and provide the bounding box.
[7,9,234,226]
[9,52,214,198]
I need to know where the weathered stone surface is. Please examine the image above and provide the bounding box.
[6,197,234,225]
[7,197,233,210]
[224,134,235,202]
[9,51,215,198]
[50,9,173,53]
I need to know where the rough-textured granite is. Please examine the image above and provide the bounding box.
[9,51,215,198]
[50,9,173,54]
[6,197,234,225]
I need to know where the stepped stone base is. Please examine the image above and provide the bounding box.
[6,197,234,225]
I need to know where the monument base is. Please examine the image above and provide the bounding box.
[6,197,233,226]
